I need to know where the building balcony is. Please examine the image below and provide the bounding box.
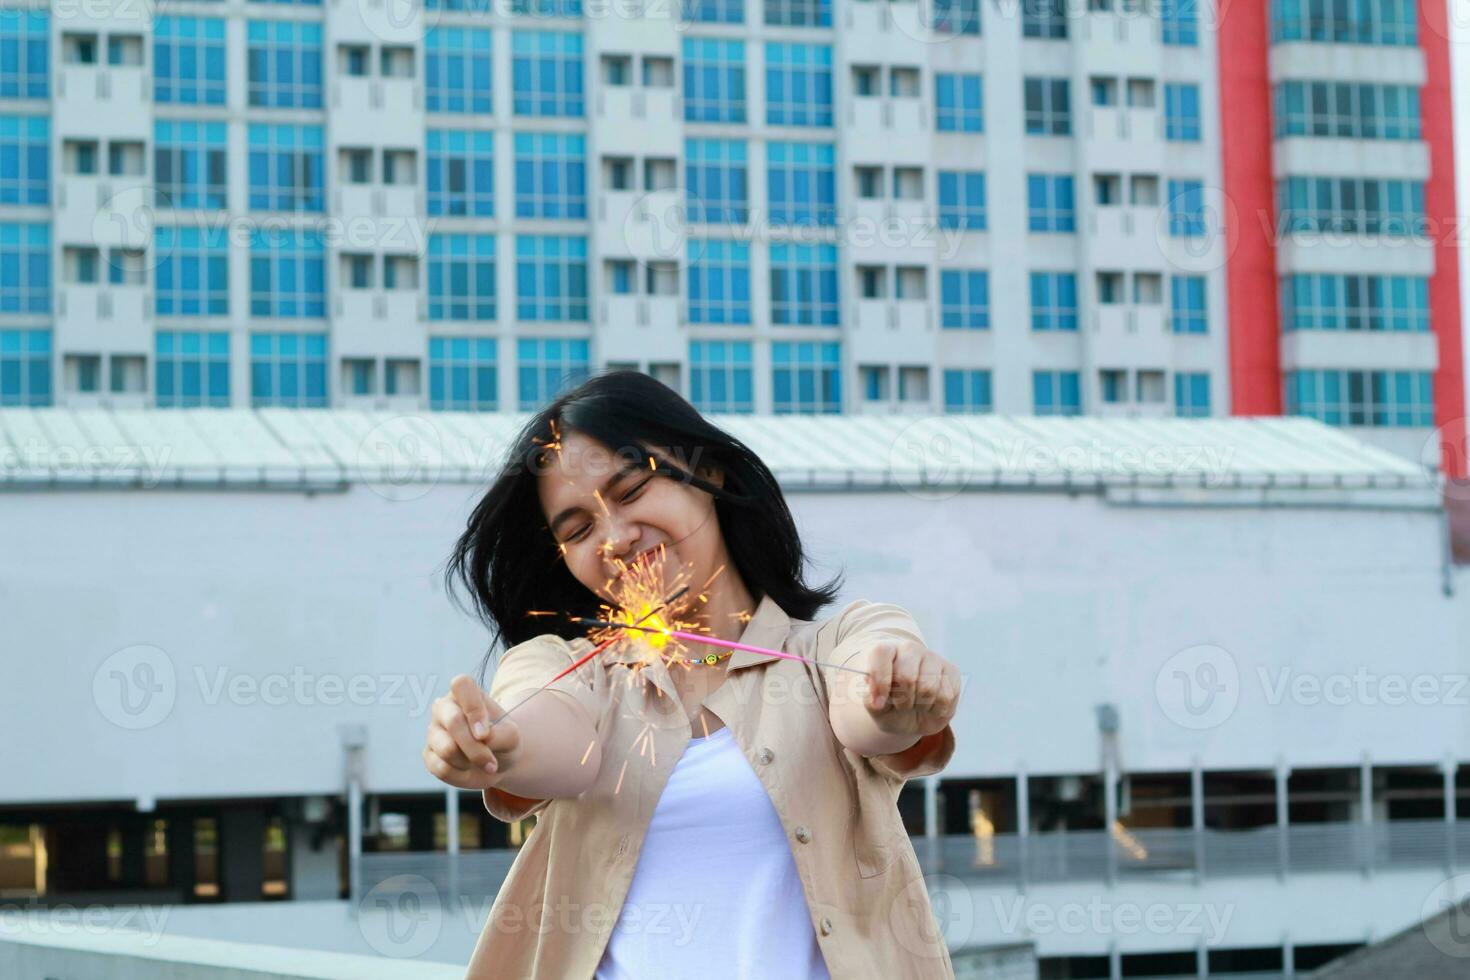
[600,295,681,333]
[1268,41,1423,88]
[1077,11,1164,75]
[1281,328,1439,373]
[851,197,886,230]
[54,177,154,247]
[850,299,934,362]
[1273,136,1428,183]
[1089,204,1164,242]
[56,285,151,348]
[54,66,151,137]
[1275,235,1437,278]
[598,189,685,261]
[333,185,422,223]
[841,0,935,62]
[1082,107,1168,178]
[330,78,421,143]
[853,297,931,331]
[894,298,931,330]
[1092,304,1172,364]
[333,291,424,358]
[595,88,682,155]
[855,297,890,332]
[1095,400,1173,419]
[1085,105,1165,144]
[846,99,929,163]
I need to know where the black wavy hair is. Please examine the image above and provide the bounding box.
[443,370,843,677]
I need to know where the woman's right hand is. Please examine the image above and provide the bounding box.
[423,675,522,790]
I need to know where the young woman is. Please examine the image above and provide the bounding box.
[426,371,962,979]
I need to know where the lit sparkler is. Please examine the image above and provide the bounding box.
[487,582,689,731]
[569,616,873,677]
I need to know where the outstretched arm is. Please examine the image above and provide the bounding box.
[423,674,602,799]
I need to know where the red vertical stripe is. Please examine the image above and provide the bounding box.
[1218,0,1283,415]
[1420,1,1467,478]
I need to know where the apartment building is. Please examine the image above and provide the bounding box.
[0,0,1462,470]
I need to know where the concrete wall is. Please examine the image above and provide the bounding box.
[1,480,1463,805]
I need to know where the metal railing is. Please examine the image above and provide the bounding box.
[919,819,1468,883]
[358,818,1470,903]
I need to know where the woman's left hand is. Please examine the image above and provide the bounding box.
[861,638,961,739]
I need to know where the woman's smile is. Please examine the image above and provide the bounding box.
[624,548,660,574]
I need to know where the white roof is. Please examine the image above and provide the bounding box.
[0,407,1439,506]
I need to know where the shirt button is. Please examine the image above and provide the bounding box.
[819,917,833,936]
[794,825,812,843]
[757,747,774,765]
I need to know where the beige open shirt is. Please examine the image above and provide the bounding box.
[467,595,958,979]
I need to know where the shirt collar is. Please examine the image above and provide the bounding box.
[597,591,794,669]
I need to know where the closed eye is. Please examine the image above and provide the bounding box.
[621,477,651,503]
[562,477,652,544]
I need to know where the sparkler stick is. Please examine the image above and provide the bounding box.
[570,616,873,677]
[486,585,690,730]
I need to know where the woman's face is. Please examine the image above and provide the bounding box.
[537,429,726,607]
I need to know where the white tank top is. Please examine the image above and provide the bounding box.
[593,725,831,980]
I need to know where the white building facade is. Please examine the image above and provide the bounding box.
[2,408,1468,977]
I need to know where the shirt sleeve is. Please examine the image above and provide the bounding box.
[825,598,957,785]
[869,725,956,783]
[481,633,603,824]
